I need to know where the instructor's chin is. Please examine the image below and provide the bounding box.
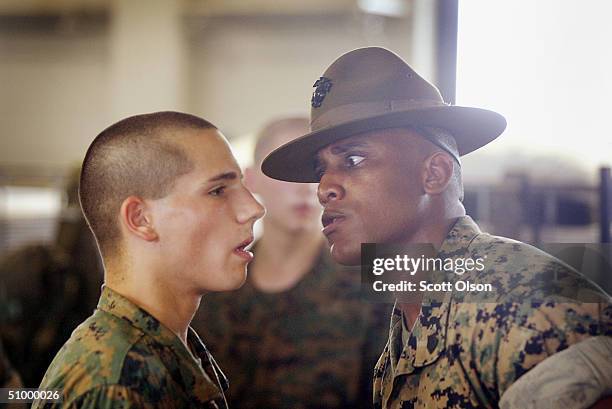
[330,243,361,266]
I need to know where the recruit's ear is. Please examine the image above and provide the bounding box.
[119,196,158,242]
[422,151,454,195]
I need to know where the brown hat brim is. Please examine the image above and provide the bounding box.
[261,105,506,182]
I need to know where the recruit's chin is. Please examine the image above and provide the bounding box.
[226,263,249,290]
[201,262,249,293]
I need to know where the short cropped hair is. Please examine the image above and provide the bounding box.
[79,111,216,259]
[253,117,309,165]
[415,126,464,202]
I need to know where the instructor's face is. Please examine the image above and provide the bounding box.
[316,128,427,265]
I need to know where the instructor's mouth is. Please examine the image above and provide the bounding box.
[321,211,346,236]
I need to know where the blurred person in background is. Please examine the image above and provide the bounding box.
[0,339,19,387]
[0,168,103,387]
[193,117,390,409]
[33,111,264,408]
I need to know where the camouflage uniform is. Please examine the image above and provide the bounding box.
[373,216,612,408]
[33,286,228,409]
[194,244,390,409]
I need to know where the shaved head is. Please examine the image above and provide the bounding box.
[79,111,216,259]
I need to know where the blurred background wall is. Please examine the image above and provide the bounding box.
[0,0,435,254]
[0,0,425,169]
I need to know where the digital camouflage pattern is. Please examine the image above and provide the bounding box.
[32,286,229,409]
[193,245,390,409]
[373,216,612,408]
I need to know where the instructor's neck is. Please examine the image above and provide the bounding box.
[398,204,465,325]
[416,202,466,251]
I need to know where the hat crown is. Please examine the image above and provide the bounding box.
[311,47,445,130]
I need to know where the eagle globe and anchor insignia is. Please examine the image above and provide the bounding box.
[311,77,333,108]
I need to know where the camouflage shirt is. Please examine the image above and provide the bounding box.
[193,244,390,409]
[33,286,229,409]
[373,216,612,408]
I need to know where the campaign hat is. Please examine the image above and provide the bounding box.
[262,47,506,182]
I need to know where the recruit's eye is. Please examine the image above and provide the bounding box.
[345,154,365,167]
[209,186,226,196]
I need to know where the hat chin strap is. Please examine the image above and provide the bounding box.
[310,99,448,131]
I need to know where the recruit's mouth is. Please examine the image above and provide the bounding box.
[234,237,254,260]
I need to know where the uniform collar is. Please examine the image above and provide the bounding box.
[97,286,228,402]
[392,216,482,374]
[437,215,482,259]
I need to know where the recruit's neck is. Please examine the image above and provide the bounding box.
[104,264,200,345]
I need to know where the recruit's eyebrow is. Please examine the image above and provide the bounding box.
[207,171,241,182]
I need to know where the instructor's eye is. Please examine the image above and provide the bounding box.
[345,155,365,167]
[209,186,226,196]
[314,165,326,180]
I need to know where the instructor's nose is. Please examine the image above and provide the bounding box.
[317,172,345,205]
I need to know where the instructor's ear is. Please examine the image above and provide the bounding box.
[119,196,158,242]
[422,152,454,195]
